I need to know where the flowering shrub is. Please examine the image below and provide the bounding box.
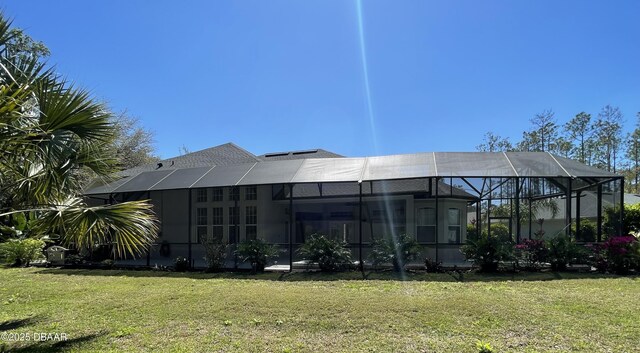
[514,239,549,270]
[590,236,640,274]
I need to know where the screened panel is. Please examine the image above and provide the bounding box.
[553,155,617,178]
[291,158,365,183]
[291,183,321,198]
[114,170,175,193]
[506,152,569,177]
[362,153,435,181]
[83,175,134,195]
[237,159,303,185]
[191,163,257,188]
[150,166,213,190]
[370,179,429,195]
[319,182,360,197]
[435,152,515,177]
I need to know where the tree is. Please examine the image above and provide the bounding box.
[593,105,624,172]
[529,110,558,152]
[5,28,50,60]
[516,130,541,152]
[564,112,592,163]
[0,14,158,258]
[476,132,512,152]
[625,112,640,192]
[112,111,159,170]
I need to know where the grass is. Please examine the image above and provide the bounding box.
[1,268,639,352]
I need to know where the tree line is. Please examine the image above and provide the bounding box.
[476,107,640,192]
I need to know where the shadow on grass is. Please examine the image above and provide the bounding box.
[3,333,104,353]
[31,267,633,283]
[0,315,43,331]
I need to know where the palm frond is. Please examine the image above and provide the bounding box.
[35,198,158,259]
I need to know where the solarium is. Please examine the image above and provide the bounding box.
[85,151,624,269]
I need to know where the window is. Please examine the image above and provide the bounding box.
[447,208,461,243]
[196,207,208,243]
[245,186,257,200]
[229,187,239,201]
[212,188,223,202]
[417,207,436,243]
[212,207,224,241]
[246,206,257,240]
[196,188,207,203]
[228,207,239,243]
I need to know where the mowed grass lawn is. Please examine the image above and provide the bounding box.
[1,268,639,353]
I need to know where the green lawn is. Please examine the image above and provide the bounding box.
[0,268,638,352]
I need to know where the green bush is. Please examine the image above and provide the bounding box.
[604,204,640,236]
[461,231,514,272]
[572,219,597,242]
[200,234,228,271]
[236,238,278,273]
[489,223,511,239]
[546,235,586,271]
[0,238,46,267]
[298,234,352,272]
[369,234,421,272]
[467,223,479,241]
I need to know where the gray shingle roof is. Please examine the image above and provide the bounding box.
[257,149,343,161]
[119,142,260,177]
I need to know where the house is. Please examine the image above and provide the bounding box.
[84,143,623,269]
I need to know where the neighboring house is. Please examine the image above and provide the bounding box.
[522,192,638,240]
[85,143,623,268]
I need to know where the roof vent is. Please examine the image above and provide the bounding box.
[156,162,163,169]
[292,149,318,155]
[264,152,290,158]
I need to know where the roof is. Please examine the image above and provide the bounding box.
[119,143,339,177]
[257,149,343,161]
[119,142,260,177]
[86,151,620,195]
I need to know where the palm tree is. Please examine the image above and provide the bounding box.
[0,14,158,258]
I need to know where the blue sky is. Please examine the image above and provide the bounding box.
[3,0,639,158]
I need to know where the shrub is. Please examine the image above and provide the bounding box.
[604,204,640,236]
[571,219,597,242]
[489,223,511,239]
[467,222,479,241]
[461,231,513,272]
[424,257,443,273]
[546,235,585,271]
[369,234,421,272]
[514,239,548,270]
[298,234,352,272]
[174,256,190,272]
[201,234,228,272]
[0,238,46,267]
[590,236,640,274]
[236,238,279,273]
